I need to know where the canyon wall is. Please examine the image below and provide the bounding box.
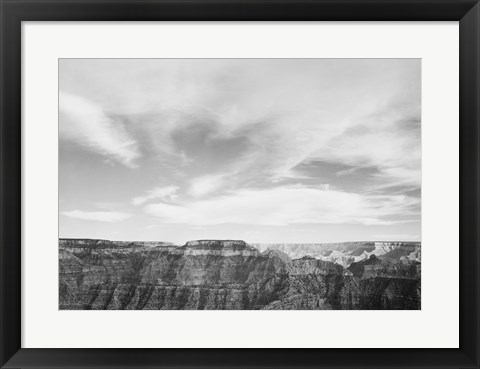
[251,241,421,267]
[59,239,421,310]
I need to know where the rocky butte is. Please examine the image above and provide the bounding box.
[59,239,421,310]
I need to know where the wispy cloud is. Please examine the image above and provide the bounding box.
[59,60,420,184]
[144,185,420,227]
[308,104,421,189]
[59,59,421,241]
[62,210,132,223]
[336,168,358,177]
[132,186,179,206]
[188,174,225,197]
[59,91,140,168]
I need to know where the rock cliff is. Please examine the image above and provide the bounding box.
[252,241,421,267]
[59,239,420,310]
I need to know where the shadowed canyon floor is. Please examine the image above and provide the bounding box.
[59,239,421,310]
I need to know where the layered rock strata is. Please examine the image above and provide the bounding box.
[59,239,421,310]
[252,241,421,267]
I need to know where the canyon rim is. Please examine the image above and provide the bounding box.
[59,59,421,310]
[59,239,421,310]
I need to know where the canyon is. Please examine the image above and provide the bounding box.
[59,239,421,310]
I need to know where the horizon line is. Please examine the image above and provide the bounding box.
[58,237,422,245]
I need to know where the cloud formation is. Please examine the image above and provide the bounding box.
[59,59,421,242]
[144,185,419,227]
[188,174,226,197]
[62,210,132,223]
[131,186,179,206]
[59,91,140,167]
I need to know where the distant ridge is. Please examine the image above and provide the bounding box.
[60,238,421,267]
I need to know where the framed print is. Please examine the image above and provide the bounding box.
[0,0,479,368]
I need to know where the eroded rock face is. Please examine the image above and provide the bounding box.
[176,240,260,257]
[59,239,421,310]
[252,241,421,267]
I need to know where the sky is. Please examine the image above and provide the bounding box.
[59,59,421,244]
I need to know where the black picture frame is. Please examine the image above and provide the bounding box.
[1,0,479,368]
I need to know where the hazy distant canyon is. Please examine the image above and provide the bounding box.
[59,239,421,310]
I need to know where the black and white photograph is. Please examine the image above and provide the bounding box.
[59,58,421,310]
